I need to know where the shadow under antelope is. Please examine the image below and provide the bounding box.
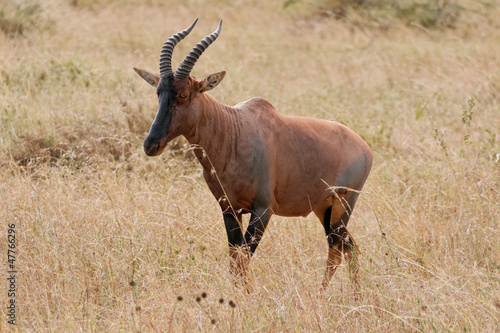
[133,19,373,290]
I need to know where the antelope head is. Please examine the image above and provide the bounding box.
[134,18,226,156]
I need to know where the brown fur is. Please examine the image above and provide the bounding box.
[134,71,373,290]
[176,79,372,217]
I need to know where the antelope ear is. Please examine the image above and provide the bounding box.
[133,67,160,88]
[199,71,226,93]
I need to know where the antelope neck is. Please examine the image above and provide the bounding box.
[184,94,241,167]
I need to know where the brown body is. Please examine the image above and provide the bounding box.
[134,19,373,290]
[184,93,372,218]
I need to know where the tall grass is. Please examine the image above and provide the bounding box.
[284,0,484,29]
[0,0,499,331]
[0,0,52,37]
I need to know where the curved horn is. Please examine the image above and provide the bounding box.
[174,19,223,81]
[159,18,198,77]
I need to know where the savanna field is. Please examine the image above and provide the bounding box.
[1,0,499,331]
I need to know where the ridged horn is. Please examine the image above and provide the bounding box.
[159,18,198,77]
[174,19,222,81]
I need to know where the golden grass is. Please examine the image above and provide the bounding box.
[1,0,499,331]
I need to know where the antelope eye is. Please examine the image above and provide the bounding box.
[179,92,188,99]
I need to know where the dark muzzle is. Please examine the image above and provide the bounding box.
[143,136,167,156]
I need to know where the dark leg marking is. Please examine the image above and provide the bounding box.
[223,212,243,249]
[321,193,361,291]
[242,208,272,255]
[224,208,272,284]
[323,207,352,248]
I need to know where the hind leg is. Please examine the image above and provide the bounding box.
[342,229,360,291]
[314,192,360,290]
[321,240,343,290]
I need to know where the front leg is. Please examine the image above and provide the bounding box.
[223,211,243,259]
[223,208,273,279]
[223,211,249,280]
[231,207,272,279]
[243,207,272,254]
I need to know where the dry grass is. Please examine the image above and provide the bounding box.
[1,0,499,331]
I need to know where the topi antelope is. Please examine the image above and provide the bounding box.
[133,19,373,290]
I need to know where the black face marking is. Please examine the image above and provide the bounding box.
[143,74,177,156]
[156,73,176,97]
